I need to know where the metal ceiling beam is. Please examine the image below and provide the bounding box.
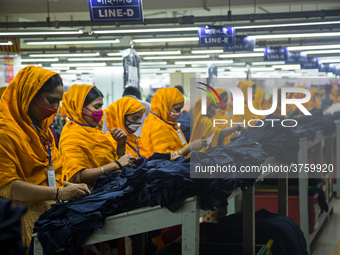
[1,9,339,28]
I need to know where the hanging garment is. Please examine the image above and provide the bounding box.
[177,111,192,143]
[123,52,141,88]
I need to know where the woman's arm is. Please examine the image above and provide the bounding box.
[11,180,90,202]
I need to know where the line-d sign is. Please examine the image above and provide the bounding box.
[88,0,144,22]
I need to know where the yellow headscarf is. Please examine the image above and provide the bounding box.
[105,97,152,159]
[231,81,256,126]
[330,85,339,104]
[304,87,321,110]
[0,66,63,188]
[191,88,228,152]
[59,84,118,182]
[141,87,186,155]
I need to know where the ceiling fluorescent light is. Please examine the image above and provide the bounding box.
[175,60,233,65]
[140,69,161,73]
[191,50,224,54]
[235,21,340,29]
[143,55,209,60]
[67,57,122,61]
[318,59,340,63]
[251,67,275,71]
[21,58,59,62]
[272,64,301,70]
[254,48,264,52]
[219,53,264,58]
[42,67,70,70]
[51,63,107,67]
[288,44,340,51]
[29,53,100,57]
[0,30,83,36]
[66,70,94,74]
[20,64,42,68]
[252,61,285,65]
[141,62,168,65]
[253,32,340,39]
[138,51,181,55]
[26,39,120,45]
[141,64,186,68]
[0,41,13,46]
[304,49,340,54]
[132,37,198,43]
[92,27,198,34]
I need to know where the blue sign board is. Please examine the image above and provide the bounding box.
[88,0,143,22]
[301,58,319,69]
[223,36,256,52]
[285,51,307,64]
[263,47,289,61]
[198,27,235,47]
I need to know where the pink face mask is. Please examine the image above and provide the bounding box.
[82,106,103,123]
[220,103,228,110]
[170,112,182,122]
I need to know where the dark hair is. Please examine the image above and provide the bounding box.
[84,86,104,106]
[325,84,333,94]
[123,86,142,100]
[175,85,184,95]
[38,75,63,94]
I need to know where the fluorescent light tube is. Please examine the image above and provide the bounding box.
[21,58,59,62]
[253,32,340,39]
[235,21,340,29]
[252,61,285,65]
[67,57,122,61]
[92,27,198,34]
[26,39,120,45]
[0,41,13,46]
[175,60,233,65]
[51,63,107,67]
[143,55,209,60]
[141,62,168,65]
[0,30,83,36]
[191,50,224,54]
[132,37,198,43]
[29,53,100,57]
[219,53,264,58]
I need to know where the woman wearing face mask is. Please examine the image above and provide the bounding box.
[212,90,234,145]
[231,81,257,127]
[104,97,152,159]
[0,66,90,248]
[191,88,248,153]
[141,87,207,158]
[304,87,321,110]
[59,84,135,187]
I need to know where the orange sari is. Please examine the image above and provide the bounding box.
[59,84,118,182]
[105,97,152,158]
[0,66,63,247]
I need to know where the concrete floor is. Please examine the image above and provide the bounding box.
[310,198,340,255]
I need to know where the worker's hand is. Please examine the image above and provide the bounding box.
[237,125,248,132]
[190,138,208,151]
[111,128,127,145]
[117,154,136,168]
[61,182,91,201]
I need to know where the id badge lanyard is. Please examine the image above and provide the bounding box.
[32,123,56,187]
[127,137,141,158]
[150,112,186,145]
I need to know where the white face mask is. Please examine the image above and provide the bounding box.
[127,124,141,132]
[208,105,219,116]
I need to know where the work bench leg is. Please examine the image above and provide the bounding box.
[243,186,255,255]
[182,199,200,255]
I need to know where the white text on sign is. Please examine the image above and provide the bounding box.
[98,9,134,17]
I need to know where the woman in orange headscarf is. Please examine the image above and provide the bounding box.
[59,84,135,187]
[191,88,247,153]
[231,81,257,127]
[0,66,89,247]
[330,85,339,104]
[141,87,207,157]
[304,87,321,110]
[104,97,152,159]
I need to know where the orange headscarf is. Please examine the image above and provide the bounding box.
[330,85,339,104]
[191,88,230,152]
[0,66,63,188]
[105,97,152,159]
[269,88,288,117]
[304,87,321,110]
[141,87,186,155]
[0,86,6,99]
[59,84,118,182]
[291,85,307,111]
[231,81,256,126]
